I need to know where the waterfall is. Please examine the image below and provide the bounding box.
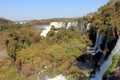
[50,22,67,28]
[90,30,103,55]
[66,22,72,29]
[86,23,91,31]
[90,37,120,80]
[66,22,78,29]
[41,22,78,37]
[105,34,109,50]
[41,25,51,37]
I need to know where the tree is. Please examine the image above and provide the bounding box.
[6,28,40,62]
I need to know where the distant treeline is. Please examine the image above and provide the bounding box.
[29,17,83,25]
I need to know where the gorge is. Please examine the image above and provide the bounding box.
[90,37,120,80]
[34,17,120,80]
[41,24,120,80]
[89,28,120,80]
[0,0,120,80]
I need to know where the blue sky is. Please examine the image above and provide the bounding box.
[0,0,109,21]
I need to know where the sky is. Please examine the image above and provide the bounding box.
[0,0,109,21]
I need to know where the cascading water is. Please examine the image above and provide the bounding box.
[41,22,78,37]
[41,22,67,37]
[31,25,50,37]
[90,30,103,55]
[50,22,67,28]
[86,23,91,31]
[41,25,51,37]
[66,22,78,29]
[90,37,120,80]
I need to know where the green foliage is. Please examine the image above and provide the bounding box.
[6,28,40,61]
[2,0,120,79]
[68,66,88,80]
[6,27,90,80]
[0,66,20,80]
[0,18,25,32]
[0,18,11,24]
[83,0,120,31]
[0,18,12,31]
[104,54,120,78]
[47,28,91,45]
[115,0,120,11]
[47,29,55,37]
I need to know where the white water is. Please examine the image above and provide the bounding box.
[31,25,50,37]
[37,70,67,80]
[41,22,78,37]
[33,22,87,37]
[90,37,120,80]
[50,22,67,28]
[41,25,51,37]
[66,22,78,29]
[90,30,103,55]
[86,23,91,31]
[50,22,78,29]
[47,74,68,80]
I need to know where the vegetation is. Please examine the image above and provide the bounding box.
[83,0,120,32]
[103,54,120,79]
[0,66,20,80]
[0,0,120,80]
[0,18,22,50]
[29,18,80,25]
[0,21,91,80]
[12,28,91,80]
[5,28,40,62]
[0,18,22,31]
[82,0,120,56]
